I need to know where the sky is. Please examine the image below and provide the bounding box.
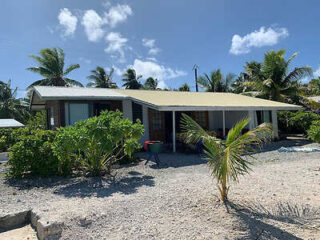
[1,0,320,97]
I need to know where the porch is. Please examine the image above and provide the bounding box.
[146,109,278,152]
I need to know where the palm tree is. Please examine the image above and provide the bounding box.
[180,114,272,202]
[179,83,190,91]
[87,67,117,88]
[197,69,235,92]
[27,48,82,88]
[144,77,158,90]
[242,50,312,102]
[0,80,29,122]
[122,69,142,89]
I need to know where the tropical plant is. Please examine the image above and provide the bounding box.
[300,77,320,96]
[8,129,59,178]
[179,83,190,92]
[26,111,47,130]
[241,50,312,102]
[53,110,144,176]
[87,66,117,88]
[144,77,158,90]
[197,69,235,92]
[307,120,320,142]
[180,114,273,202]
[0,80,30,123]
[27,48,82,88]
[122,69,143,89]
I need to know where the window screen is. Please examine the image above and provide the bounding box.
[152,110,162,130]
[132,102,143,123]
[193,112,207,129]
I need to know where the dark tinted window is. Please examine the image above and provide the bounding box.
[132,102,143,123]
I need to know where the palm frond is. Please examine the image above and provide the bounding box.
[64,64,80,76]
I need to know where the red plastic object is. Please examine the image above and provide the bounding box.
[144,141,159,151]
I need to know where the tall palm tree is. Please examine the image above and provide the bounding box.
[27,48,82,88]
[242,50,312,102]
[197,69,235,92]
[122,69,142,89]
[144,77,158,90]
[180,114,272,202]
[0,80,29,122]
[179,83,190,92]
[87,67,117,88]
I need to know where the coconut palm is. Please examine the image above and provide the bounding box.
[27,48,82,88]
[242,50,312,102]
[87,67,117,88]
[122,69,142,89]
[179,83,190,92]
[0,80,29,122]
[197,69,235,92]
[144,77,158,90]
[180,114,273,202]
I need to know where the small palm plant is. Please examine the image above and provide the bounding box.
[181,114,273,202]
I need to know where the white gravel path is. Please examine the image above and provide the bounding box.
[0,140,320,239]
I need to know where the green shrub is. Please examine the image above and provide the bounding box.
[53,110,144,176]
[26,111,47,130]
[278,111,320,134]
[8,130,60,178]
[307,120,320,142]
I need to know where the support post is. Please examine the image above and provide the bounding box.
[222,110,226,137]
[172,111,176,152]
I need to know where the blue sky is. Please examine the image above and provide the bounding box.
[1,0,320,97]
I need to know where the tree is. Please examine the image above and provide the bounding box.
[87,67,117,88]
[144,77,158,90]
[27,48,82,88]
[122,69,143,89]
[241,50,312,102]
[180,114,272,202]
[197,69,235,92]
[0,80,29,123]
[179,83,190,92]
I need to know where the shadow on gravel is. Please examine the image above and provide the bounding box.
[53,173,155,198]
[138,153,207,169]
[226,200,319,240]
[258,139,312,153]
[5,171,155,198]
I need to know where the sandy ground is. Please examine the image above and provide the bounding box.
[0,139,320,239]
[0,224,37,240]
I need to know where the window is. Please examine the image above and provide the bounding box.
[257,110,272,125]
[132,102,143,123]
[152,110,162,130]
[68,103,89,126]
[46,107,53,130]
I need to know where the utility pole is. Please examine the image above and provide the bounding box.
[193,64,199,92]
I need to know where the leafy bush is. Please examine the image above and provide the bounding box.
[53,111,144,176]
[307,120,320,142]
[278,111,320,134]
[8,130,60,178]
[0,128,14,152]
[26,111,47,130]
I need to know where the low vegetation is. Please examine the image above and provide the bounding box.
[6,111,144,178]
[278,110,320,134]
[307,120,320,142]
[181,114,273,202]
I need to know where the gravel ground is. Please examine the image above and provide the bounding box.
[0,139,320,239]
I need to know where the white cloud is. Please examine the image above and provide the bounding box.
[142,38,161,55]
[58,8,78,37]
[79,57,91,64]
[313,66,320,78]
[129,59,187,88]
[230,26,289,55]
[105,32,128,63]
[105,4,132,28]
[81,10,106,42]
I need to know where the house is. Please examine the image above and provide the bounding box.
[0,119,25,128]
[30,86,301,152]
